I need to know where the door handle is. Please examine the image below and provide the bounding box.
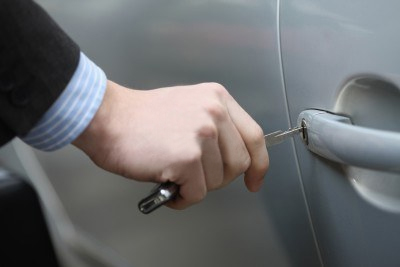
[298,110,400,172]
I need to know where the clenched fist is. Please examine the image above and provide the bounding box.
[73,81,269,209]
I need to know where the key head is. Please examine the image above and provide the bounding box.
[138,182,179,214]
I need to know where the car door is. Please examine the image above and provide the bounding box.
[280,0,400,266]
[0,0,320,266]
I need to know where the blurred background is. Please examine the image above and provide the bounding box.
[0,0,320,266]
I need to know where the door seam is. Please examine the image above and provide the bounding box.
[276,0,324,266]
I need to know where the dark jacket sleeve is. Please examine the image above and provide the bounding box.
[0,0,80,147]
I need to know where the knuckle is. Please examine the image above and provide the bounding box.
[207,176,223,191]
[252,158,269,177]
[210,82,226,91]
[208,183,219,191]
[205,102,227,121]
[191,188,207,204]
[197,124,218,139]
[206,82,228,97]
[240,153,252,172]
[226,150,251,177]
[183,148,202,165]
[248,150,269,178]
[260,154,270,172]
[249,125,265,147]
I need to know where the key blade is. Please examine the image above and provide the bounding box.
[277,126,302,139]
[264,130,284,147]
[264,127,302,148]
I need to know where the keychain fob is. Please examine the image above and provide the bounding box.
[138,182,179,214]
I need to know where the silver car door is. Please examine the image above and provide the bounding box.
[280,0,400,266]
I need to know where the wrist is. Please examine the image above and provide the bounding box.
[72,80,120,155]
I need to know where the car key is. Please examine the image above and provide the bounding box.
[138,182,179,214]
[138,124,306,214]
[264,126,303,147]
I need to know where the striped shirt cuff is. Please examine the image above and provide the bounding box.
[21,52,107,151]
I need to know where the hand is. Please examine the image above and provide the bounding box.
[73,81,269,209]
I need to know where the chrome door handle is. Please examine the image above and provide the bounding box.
[298,110,400,172]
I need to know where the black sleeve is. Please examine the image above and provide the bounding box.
[0,0,80,146]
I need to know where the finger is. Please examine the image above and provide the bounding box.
[216,108,251,187]
[225,96,269,192]
[200,136,224,191]
[165,159,207,210]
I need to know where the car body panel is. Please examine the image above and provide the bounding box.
[280,0,400,266]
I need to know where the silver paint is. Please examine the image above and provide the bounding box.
[281,0,400,266]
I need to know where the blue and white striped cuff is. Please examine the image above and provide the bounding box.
[21,52,107,151]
